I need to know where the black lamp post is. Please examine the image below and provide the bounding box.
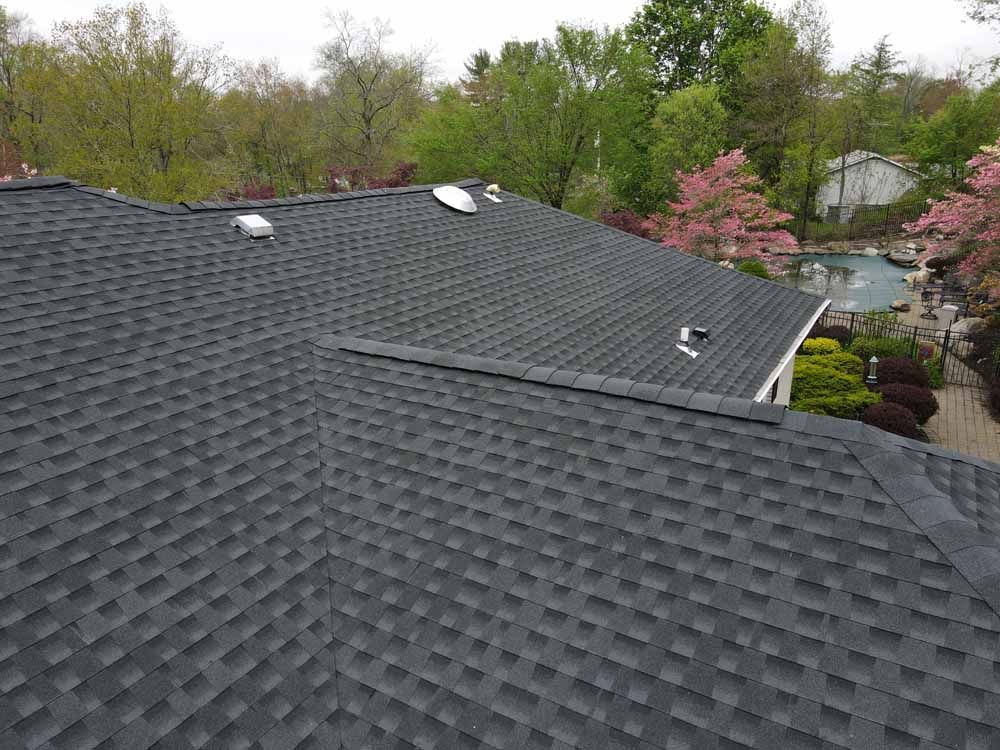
[866,356,879,385]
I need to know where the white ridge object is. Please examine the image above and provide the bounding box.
[433,185,478,213]
[676,343,699,359]
[230,214,273,238]
[484,184,503,203]
[680,327,690,343]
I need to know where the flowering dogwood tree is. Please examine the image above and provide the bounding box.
[0,163,38,182]
[906,138,1000,278]
[643,149,797,263]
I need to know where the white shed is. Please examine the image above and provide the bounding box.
[816,151,922,222]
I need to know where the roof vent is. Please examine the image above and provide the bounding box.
[432,185,477,214]
[230,214,273,238]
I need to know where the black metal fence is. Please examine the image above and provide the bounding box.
[799,200,927,242]
[817,310,1000,388]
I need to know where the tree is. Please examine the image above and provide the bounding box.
[627,0,772,95]
[0,8,58,170]
[907,83,1000,186]
[316,12,431,170]
[412,25,650,210]
[645,84,727,204]
[845,35,902,153]
[44,3,229,201]
[906,137,1000,276]
[644,148,797,261]
[218,60,322,195]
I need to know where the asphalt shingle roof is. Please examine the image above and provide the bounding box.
[313,337,1000,750]
[5,176,996,749]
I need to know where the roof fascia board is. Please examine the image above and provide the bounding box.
[752,298,831,403]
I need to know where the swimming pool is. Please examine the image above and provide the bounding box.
[775,254,912,311]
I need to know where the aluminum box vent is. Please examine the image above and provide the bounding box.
[230,214,273,238]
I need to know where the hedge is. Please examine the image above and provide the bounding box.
[862,402,923,439]
[807,324,851,347]
[798,351,865,378]
[801,337,841,356]
[847,336,914,362]
[878,384,939,424]
[877,357,930,388]
[790,359,881,419]
[736,259,770,279]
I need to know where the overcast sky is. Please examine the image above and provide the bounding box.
[17,0,999,83]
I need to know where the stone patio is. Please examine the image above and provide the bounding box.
[924,383,1000,463]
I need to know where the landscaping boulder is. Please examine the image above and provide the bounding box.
[887,252,920,267]
[890,299,911,312]
[862,247,879,257]
[950,316,986,334]
[903,269,930,284]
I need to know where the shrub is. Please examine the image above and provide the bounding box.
[790,359,881,419]
[877,356,930,388]
[807,323,851,347]
[801,351,865,378]
[793,391,882,419]
[878,384,939,424]
[848,336,914,362]
[736,259,770,279]
[801,337,841,356]
[925,356,944,389]
[989,379,1000,418]
[862,402,923,440]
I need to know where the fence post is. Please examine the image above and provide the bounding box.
[910,324,918,359]
[941,326,951,376]
[848,312,856,343]
[882,205,891,238]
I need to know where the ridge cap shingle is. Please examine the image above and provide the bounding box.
[315,334,787,424]
[845,440,1000,618]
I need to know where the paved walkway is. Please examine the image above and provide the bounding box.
[924,384,1000,463]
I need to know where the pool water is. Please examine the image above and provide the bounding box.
[775,254,911,311]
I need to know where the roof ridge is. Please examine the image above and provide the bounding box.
[314,335,788,424]
[845,440,1000,619]
[0,175,76,191]
[59,178,487,214]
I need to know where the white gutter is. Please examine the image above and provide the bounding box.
[753,299,832,402]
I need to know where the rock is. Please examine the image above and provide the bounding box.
[890,300,911,312]
[951,316,986,334]
[718,260,735,270]
[877,247,890,256]
[847,248,864,255]
[903,269,931,284]
[887,252,920,267]
[905,241,923,251]
[862,247,879,257]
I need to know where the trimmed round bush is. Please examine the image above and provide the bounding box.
[878,383,939,424]
[848,336,914,362]
[808,324,851,347]
[801,337,841,356]
[862,402,922,439]
[877,356,930,388]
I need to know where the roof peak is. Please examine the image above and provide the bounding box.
[1,176,487,213]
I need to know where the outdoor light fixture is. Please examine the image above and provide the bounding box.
[866,356,879,385]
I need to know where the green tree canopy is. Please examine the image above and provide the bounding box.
[627,0,772,95]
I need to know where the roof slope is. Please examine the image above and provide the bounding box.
[313,337,1000,750]
[826,151,923,177]
[0,177,824,399]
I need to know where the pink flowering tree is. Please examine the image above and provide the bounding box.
[906,139,1000,278]
[643,149,797,266]
[0,163,38,182]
